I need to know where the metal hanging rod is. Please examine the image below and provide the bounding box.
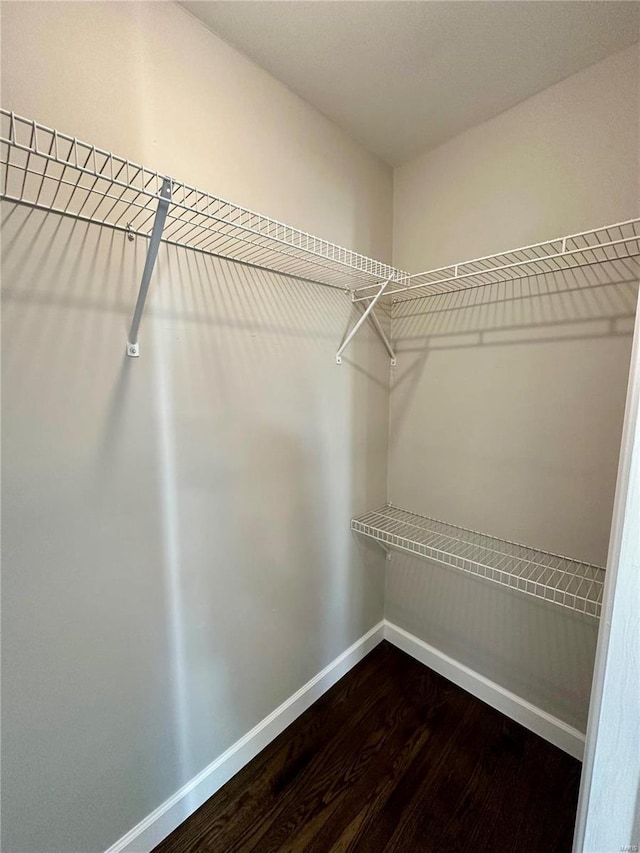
[0,109,407,357]
[352,218,640,303]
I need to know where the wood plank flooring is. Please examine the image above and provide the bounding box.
[154,641,582,853]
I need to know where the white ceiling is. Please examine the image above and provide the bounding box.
[181,1,640,166]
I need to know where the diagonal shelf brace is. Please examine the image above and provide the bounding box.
[336,277,395,365]
[126,177,172,357]
[367,303,396,365]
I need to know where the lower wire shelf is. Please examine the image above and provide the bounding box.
[352,505,604,618]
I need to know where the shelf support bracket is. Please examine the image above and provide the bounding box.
[367,303,396,365]
[336,278,394,365]
[126,177,172,357]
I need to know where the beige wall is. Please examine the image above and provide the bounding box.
[387,46,639,728]
[3,4,639,850]
[1,1,393,258]
[1,3,392,852]
[394,46,639,272]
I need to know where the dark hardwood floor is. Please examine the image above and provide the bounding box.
[154,641,581,853]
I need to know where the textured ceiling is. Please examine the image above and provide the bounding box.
[181,1,640,166]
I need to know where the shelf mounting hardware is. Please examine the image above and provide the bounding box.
[126,177,172,357]
[367,303,397,365]
[336,278,395,365]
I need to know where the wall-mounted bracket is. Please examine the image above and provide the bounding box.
[373,541,394,561]
[126,177,172,357]
[367,303,396,366]
[336,278,396,365]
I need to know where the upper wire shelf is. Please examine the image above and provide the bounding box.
[0,109,409,293]
[352,505,604,618]
[353,219,640,303]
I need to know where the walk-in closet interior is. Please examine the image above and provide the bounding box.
[2,3,639,852]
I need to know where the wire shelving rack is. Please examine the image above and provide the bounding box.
[352,505,604,618]
[0,110,408,292]
[352,219,640,303]
[3,110,638,354]
[0,109,625,619]
[0,109,408,356]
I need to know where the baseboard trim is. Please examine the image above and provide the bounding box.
[106,617,583,851]
[383,620,585,760]
[104,620,385,853]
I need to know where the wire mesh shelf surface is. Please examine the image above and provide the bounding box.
[352,505,604,617]
[0,109,409,292]
[353,219,640,303]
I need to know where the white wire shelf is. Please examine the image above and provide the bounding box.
[352,505,604,618]
[353,219,640,303]
[0,109,409,293]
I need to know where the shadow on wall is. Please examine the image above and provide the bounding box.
[393,261,638,347]
[383,260,638,735]
[0,202,355,343]
[385,552,599,731]
[390,263,638,457]
[388,260,638,561]
[1,203,388,851]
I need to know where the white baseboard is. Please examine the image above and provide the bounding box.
[383,620,585,760]
[105,620,385,853]
[106,617,584,852]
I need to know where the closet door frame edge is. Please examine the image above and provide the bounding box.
[573,298,640,851]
